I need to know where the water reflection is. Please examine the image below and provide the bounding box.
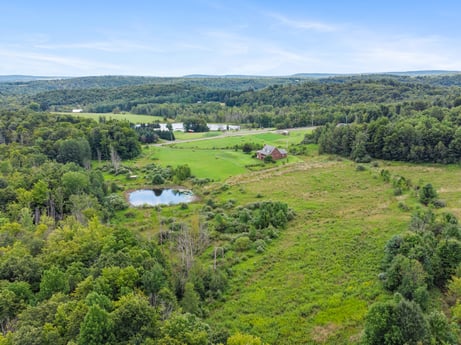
[128,189,194,206]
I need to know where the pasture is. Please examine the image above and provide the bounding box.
[54,112,164,123]
[137,146,303,181]
[171,129,311,149]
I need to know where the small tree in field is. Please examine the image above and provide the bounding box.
[419,183,438,206]
[263,155,274,164]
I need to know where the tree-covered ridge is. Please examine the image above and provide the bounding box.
[1,75,460,115]
[26,78,460,110]
[0,75,302,97]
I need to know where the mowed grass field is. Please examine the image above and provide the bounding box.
[131,130,312,181]
[172,129,311,149]
[202,158,461,344]
[54,112,164,123]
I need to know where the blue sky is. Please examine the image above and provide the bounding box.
[1,0,461,76]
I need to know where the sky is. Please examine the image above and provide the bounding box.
[1,0,461,76]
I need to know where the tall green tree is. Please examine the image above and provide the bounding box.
[78,305,113,345]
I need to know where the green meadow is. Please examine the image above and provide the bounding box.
[55,112,164,123]
[172,129,311,149]
[202,158,461,344]
[128,130,311,181]
[113,131,461,344]
[173,131,224,140]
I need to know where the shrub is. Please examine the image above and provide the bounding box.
[431,199,446,208]
[105,194,129,211]
[419,183,438,206]
[234,236,251,252]
[152,174,165,185]
[394,187,402,196]
[124,211,136,218]
[398,202,410,211]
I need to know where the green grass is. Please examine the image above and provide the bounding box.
[172,130,311,149]
[173,131,223,140]
[139,146,288,181]
[110,130,461,344]
[203,159,461,344]
[54,112,164,123]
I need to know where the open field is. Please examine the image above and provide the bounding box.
[173,131,224,140]
[201,158,405,344]
[170,130,310,149]
[134,146,303,181]
[201,158,461,344]
[54,112,164,123]
[113,131,461,344]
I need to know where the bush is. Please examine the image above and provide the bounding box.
[419,183,438,206]
[234,236,251,252]
[356,165,366,171]
[398,202,410,211]
[152,174,165,185]
[105,194,129,211]
[431,199,446,208]
[124,211,136,218]
[263,155,274,163]
[380,169,390,182]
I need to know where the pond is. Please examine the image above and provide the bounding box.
[128,189,195,207]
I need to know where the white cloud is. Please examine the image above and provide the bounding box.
[340,31,461,73]
[34,40,164,53]
[266,12,337,32]
[0,47,121,75]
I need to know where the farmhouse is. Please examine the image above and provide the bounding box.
[257,145,287,160]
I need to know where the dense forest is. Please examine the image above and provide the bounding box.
[2,73,461,344]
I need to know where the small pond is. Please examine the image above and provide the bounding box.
[128,189,195,207]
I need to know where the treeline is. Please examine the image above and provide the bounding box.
[0,110,143,224]
[225,79,457,107]
[311,109,461,163]
[0,110,141,162]
[9,76,461,117]
[0,75,301,97]
[134,123,175,144]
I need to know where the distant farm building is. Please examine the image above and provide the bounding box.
[257,145,288,160]
[72,109,83,113]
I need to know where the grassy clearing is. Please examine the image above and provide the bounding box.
[172,130,310,149]
[204,158,461,344]
[54,112,164,123]
[173,131,224,140]
[134,146,301,181]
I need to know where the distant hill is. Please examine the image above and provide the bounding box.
[0,75,64,83]
[382,70,460,76]
[2,71,461,112]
